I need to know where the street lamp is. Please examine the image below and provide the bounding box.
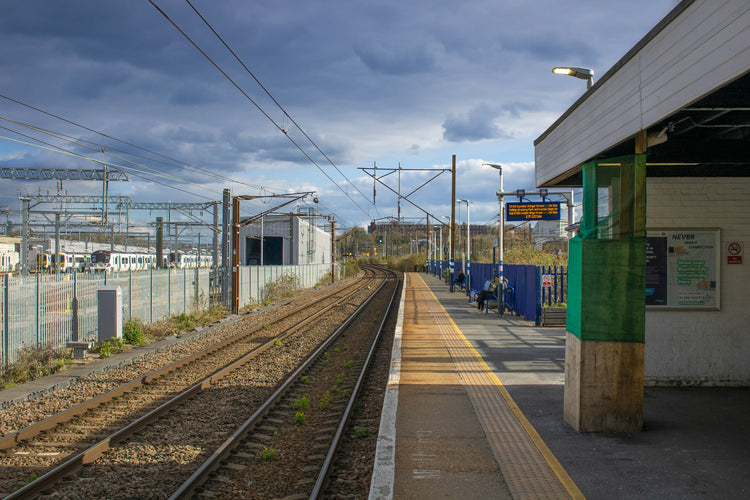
[457,199,470,293]
[483,163,504,281]
[442,215,451,283]
[552,66,594,89]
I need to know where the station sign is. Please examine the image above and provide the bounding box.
[727,241,743,264]
[506,202,561,221]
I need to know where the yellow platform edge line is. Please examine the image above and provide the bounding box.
[415,274,585,500]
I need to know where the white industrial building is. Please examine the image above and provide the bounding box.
[238,215,332,266]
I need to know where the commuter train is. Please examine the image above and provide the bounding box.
[89,249,212,272]
[167,250,212,269]
[0,248,213,274]
[36,252,89,273]
[89,250,158,272]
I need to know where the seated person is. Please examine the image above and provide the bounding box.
[454,270,466,288]
[477,274,500,310]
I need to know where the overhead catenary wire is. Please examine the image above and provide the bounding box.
[0,92,288,196]
[0,123,218,194]
[148,0,372,220]
[0,107,296,217]
[184,0,374,212]
[0,128,268,219]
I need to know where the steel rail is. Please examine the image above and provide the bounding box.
[3,270,379,500]
[310,267,400,498]
[0,271,368,451]
[169,265,391,499]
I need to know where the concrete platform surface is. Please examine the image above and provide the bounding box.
[409,272,750,500]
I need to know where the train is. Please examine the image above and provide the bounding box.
[168,250,213,270]
[0,248,215,274]
[35,252,89,273]
[89,250,212,272]
[89,250,159,272]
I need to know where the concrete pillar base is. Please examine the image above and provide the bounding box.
[564,332,644,433]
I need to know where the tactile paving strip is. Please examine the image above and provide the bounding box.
[412,274,583,500]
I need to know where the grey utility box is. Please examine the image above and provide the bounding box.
[98,286,122,342]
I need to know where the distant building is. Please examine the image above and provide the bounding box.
[531,218,568,250]
[238,215,331,266]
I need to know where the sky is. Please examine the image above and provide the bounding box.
[0,0,681,238]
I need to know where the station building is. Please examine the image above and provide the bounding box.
[237,214,332,266]
[534,0,749,432]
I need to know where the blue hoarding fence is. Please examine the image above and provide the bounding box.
[426,260,568,325]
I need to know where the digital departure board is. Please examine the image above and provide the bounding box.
[505,202,561,221]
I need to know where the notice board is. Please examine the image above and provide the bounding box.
[646,229,720,309]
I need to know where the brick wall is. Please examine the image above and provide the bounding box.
[645,177,750,385]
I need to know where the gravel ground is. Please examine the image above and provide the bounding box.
[0,278,355,437]
[44,271,392,499]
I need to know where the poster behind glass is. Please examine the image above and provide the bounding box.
[646,229,720,309]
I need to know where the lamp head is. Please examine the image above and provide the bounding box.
[553,66,594,88]
[483,163,503,172]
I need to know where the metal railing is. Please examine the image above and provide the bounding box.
[540,265,567,306]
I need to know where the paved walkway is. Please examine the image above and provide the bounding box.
[372,272,750,499]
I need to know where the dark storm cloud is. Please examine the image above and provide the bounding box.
[0,0,682,227]
[168,84,222,106]
[62,67,133,100]
[354,44,436,75]
[502,35,600,64]
[442,105,512,143]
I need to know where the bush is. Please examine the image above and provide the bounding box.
[342,258,360,278]
[97,340,112,359]
[174,313,195,331]
[261,447,278,461]
[292,395,310,410]
[354,426,372,439]
[123,319,147,345]
[1,344,70,389]
[262,274,300,303]
[294,412,306,425]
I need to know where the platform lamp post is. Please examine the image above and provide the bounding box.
[457,199,470,294]
[552,66,594,89]
[442,215,451,284]
[483,163,504,281]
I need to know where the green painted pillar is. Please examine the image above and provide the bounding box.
[565,153,647,432]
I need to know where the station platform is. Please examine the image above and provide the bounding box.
[370,272,750,500]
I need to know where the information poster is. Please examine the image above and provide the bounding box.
[646,229,720,309]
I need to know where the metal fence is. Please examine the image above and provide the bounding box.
[1,268,210,366]
[540,265,568,306]
[237,263,334,308]
[1,262,335,366]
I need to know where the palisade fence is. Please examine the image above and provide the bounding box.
[237,263,334,307]
[426,260,568,325]
[1,262,333,366]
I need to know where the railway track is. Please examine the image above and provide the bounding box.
[1,265,398,499]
